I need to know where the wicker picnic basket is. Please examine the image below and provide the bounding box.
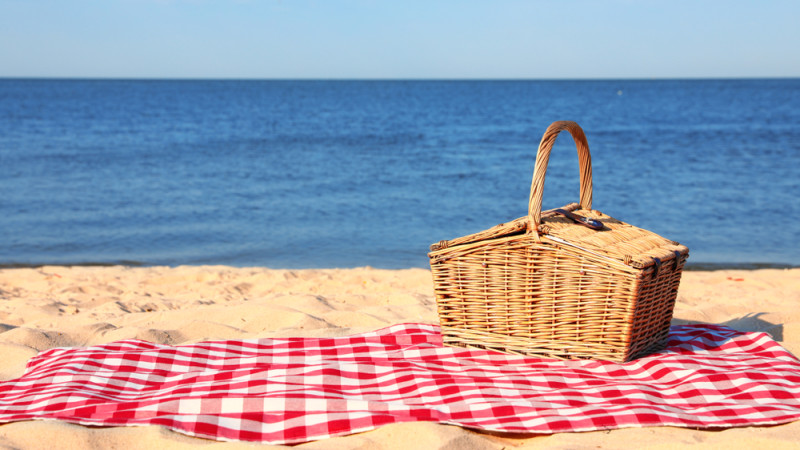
[428,121,688,363]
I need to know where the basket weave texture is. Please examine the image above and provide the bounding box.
[428,121,689,363]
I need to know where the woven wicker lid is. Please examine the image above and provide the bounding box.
[537,206,688,269]
[429,203,688,270]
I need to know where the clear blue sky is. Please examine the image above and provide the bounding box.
[1,0,798,79]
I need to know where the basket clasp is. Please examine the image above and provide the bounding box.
[553,209,605,230]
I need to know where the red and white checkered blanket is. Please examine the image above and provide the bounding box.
[1,323,799,444]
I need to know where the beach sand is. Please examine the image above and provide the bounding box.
[1,266,798,449]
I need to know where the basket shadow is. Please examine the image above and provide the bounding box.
[671,312,784,342]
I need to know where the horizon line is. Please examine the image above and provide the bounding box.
[2,76,799,82]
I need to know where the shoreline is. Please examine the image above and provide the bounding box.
[1,265,799,448]
[1,261,798,271]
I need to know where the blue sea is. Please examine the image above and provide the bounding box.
[1,79,798,269]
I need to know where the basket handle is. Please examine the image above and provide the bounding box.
[528,121,593,242]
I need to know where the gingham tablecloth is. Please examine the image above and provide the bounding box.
[1,323,799,444]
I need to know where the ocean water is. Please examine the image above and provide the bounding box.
[1,79,798,269]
